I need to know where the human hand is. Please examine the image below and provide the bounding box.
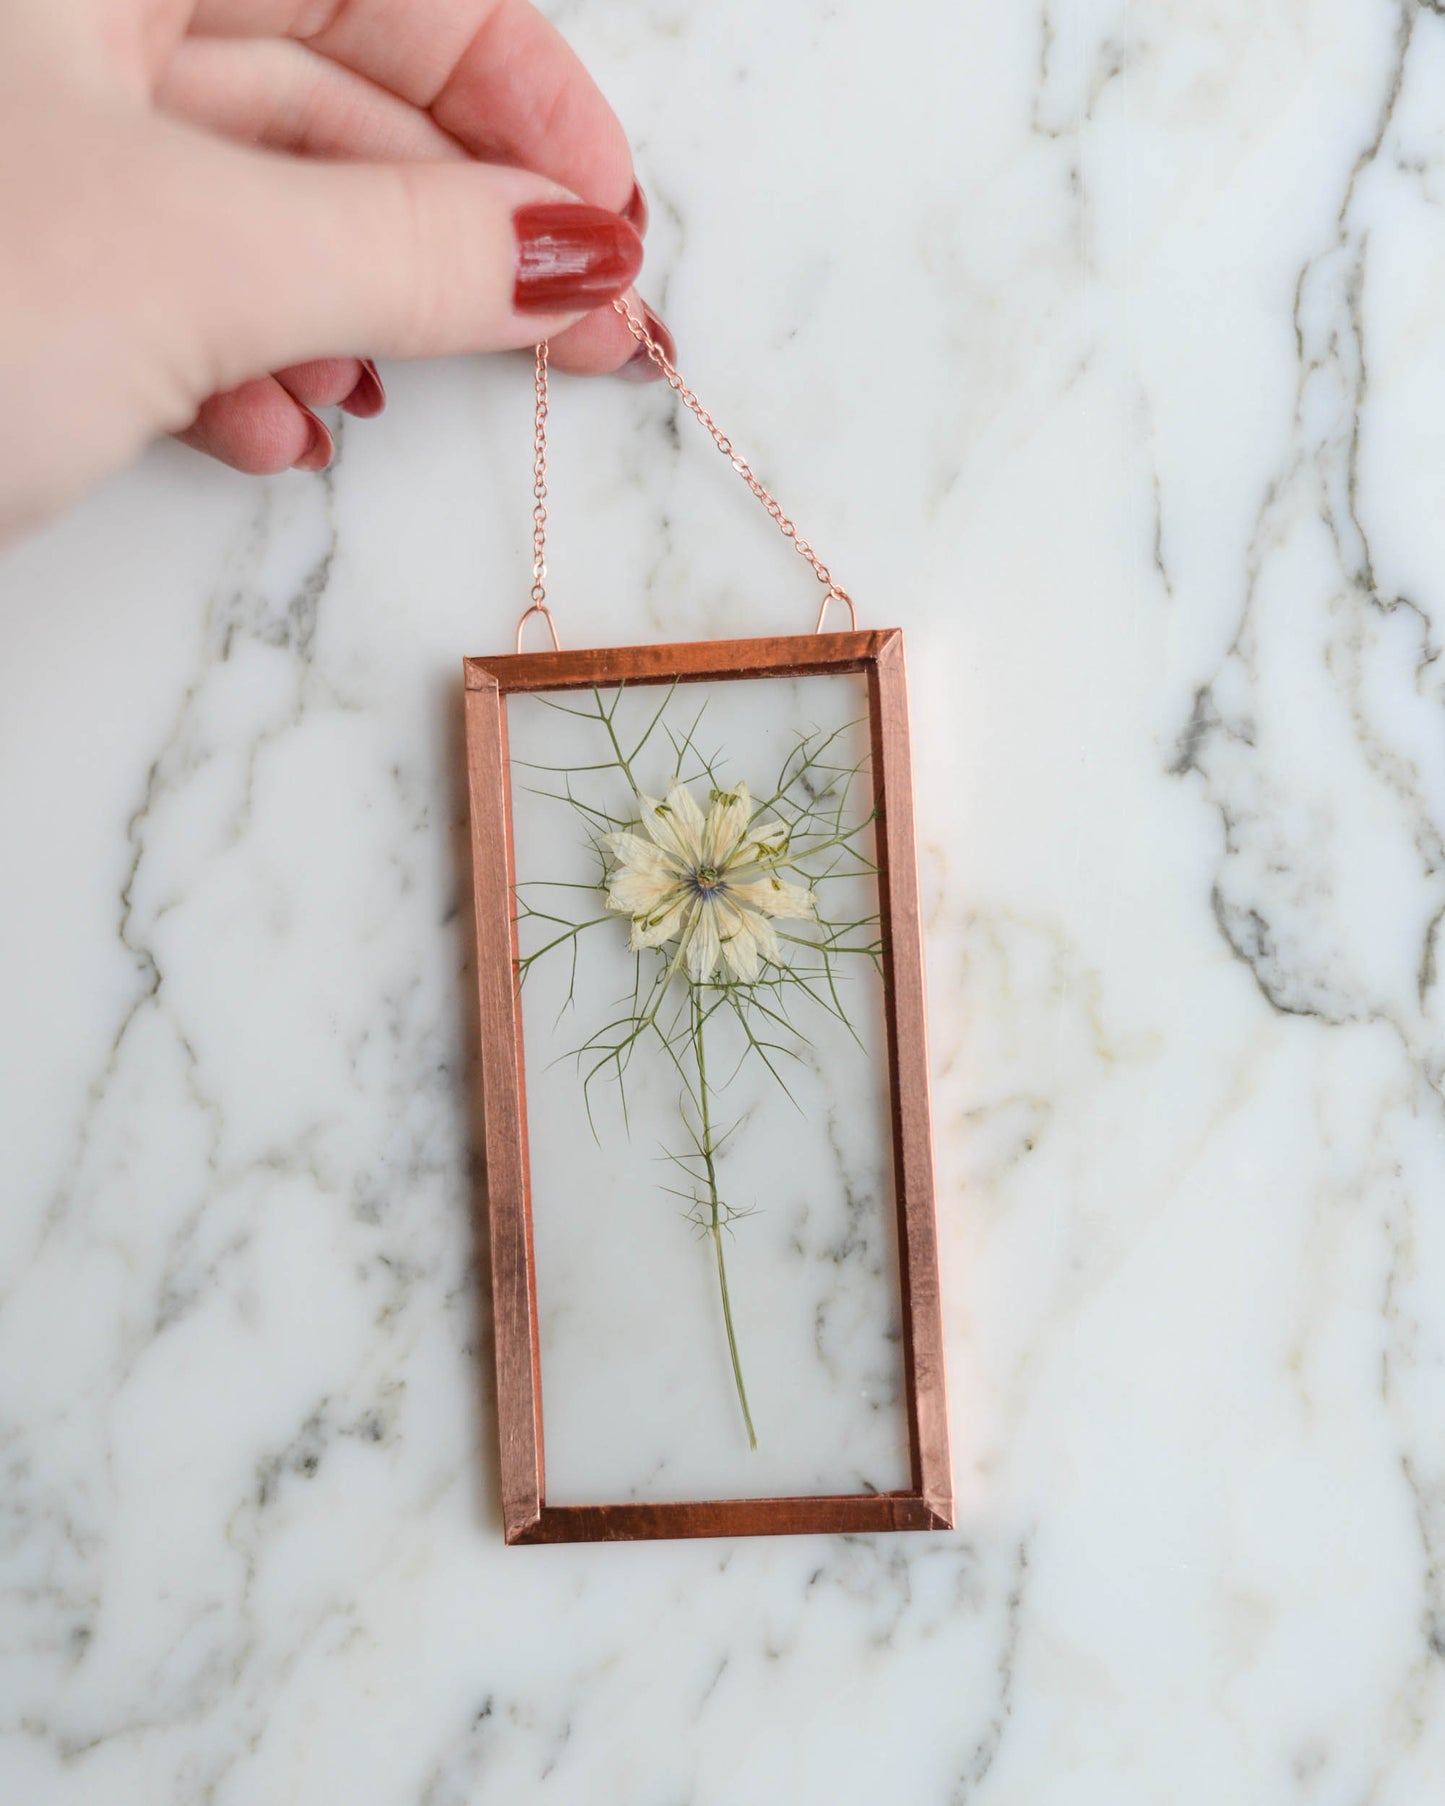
[0,0,673,543]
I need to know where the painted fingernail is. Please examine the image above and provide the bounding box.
[293,411,333,472]
[621,181,649,237]
[513,203,644,315]
[617,302,676,383]
[340,358,385,420]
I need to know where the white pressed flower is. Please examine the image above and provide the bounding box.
[603,780,816,983]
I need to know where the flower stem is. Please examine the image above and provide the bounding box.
[693,985,758,1450]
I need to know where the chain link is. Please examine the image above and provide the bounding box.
[516,300,855,651]
[516,340,561,651]
[530,338,549,603]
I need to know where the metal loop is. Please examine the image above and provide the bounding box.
[525,307,859,639]
[515,602,562,654]
[814,587,858,634]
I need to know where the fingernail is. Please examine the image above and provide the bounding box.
[513,203,644,315]
[340,358,385,420]
[617,302,676,383]
[621,181,649,237]
[293,411,333,472]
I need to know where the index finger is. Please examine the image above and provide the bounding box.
[191,0,635,210]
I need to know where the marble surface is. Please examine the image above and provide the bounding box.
[5,0,1445,1799]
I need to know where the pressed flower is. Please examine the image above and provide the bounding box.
[603,780,816,983]
[517,688,880,1453]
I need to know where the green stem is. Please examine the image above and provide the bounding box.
[593,688,639,795]
[693,984,758,1450]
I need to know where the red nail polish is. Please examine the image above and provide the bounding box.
[340,358,385,420]
[513,204,643,315]
[621,181,649,238]
[617,303,676,383]
[293,412,333,472]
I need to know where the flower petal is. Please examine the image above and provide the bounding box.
[727,875,817,921]
[704,782,751,867]
[607,869,687,917]
[631,894,694,950]
[738,904,781,966]
[716,897,762,982]
[639,784,706,864]
[685,895,721,983]
[603,829,684,881]
[727,814,791,868]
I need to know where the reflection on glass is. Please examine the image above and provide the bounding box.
[508,674,909,1503]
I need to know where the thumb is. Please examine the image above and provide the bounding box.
[170,132,643,392]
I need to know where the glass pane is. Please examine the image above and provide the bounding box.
[505,670,910,1503]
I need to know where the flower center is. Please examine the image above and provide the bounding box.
[693,864,723,893]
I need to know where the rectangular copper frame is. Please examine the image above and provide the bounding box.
[463,629,952,1543]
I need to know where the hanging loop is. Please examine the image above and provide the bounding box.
[512,340,555,653]
[519,308,859,645]
[515,601,562,654]
[814,586,858,634]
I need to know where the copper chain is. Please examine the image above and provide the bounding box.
[515,298,856,652]
[517,339,561,651]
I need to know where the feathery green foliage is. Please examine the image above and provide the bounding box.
[513,683,882,1448]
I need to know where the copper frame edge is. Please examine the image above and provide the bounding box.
[513,1492,949,1546]
[465,630,952,1545]
[464,674,546,1541]
[868,632,954,1528]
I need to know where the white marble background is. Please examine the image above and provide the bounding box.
[5,0,1445,1799]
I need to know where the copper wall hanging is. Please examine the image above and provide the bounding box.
[463,314,952,1543]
